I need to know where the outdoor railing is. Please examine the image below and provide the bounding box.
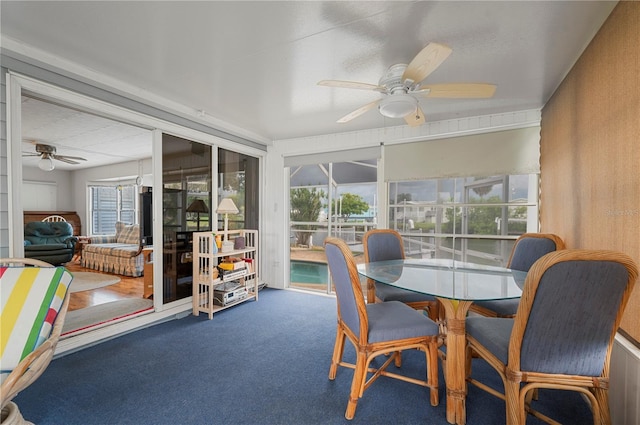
[291,220,520,267]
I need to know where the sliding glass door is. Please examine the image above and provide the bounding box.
[162,134,212,303]
[288,158,378,295]
[161,138,260,304]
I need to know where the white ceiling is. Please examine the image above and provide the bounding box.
[1,1,617,170]
[20,97,153,170]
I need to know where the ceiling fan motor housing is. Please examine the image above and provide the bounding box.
[35,144,56,155]
[379,63,409,92]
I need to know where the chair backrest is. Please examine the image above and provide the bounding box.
[325,237,367,342]
[507,233,565,272]
[363,229,405,263]
[24,221,74,244]
[42,215,66,223]
[0,258,72,397]
[510,250,638,377]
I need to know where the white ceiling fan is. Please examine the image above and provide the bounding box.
[318,42,497,127]
[23,143,87,171]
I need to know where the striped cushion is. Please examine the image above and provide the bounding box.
[0,266,72,384]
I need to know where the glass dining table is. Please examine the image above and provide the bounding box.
[357,258,526,425]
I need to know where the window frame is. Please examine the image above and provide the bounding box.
[387,173,539,266]
[88,183,140,236]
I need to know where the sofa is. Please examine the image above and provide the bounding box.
[24,221,78,265]
[82,221,145,277]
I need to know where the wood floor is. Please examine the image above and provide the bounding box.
[64,261,146,311]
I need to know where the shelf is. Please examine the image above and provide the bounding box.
[216,247,255,257]
[192,230,258,319]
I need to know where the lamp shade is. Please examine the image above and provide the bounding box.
[378,94,418,118]
[186,199,209,213]
[216,198,239,214]
[38,156,55,171]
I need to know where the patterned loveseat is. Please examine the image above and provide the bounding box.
[82,221,144,277]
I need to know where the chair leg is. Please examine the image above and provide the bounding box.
[346,352,368,420]
[394,351,402,367]
[426,342,440,406]
[504,378,523,425]
[329,326,346,380]
[592,388,610,425]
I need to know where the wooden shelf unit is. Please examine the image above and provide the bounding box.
[192,229,258,319]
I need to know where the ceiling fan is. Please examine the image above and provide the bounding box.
[23,143,87,171]
[318,42,497,127]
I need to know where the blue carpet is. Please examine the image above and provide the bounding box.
[15,288,593,424]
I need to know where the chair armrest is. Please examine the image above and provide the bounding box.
[88,235,117,244]
[64,236,79,248]
[133,242,144,257]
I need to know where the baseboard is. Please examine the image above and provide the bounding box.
[54,299,192,357]
[610,333,640,425]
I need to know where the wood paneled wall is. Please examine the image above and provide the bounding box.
[540,2,640,342]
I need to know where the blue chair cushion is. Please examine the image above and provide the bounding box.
[510,238,558,272]
[366,233,403,262]
[472,298,520,317]
[375,282,438,304]
[466,317,514,364]
[366,301,439,343]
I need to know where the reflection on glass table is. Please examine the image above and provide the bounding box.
[357,258,525,425]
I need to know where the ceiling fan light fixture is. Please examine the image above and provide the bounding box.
[378,94,418,118]
[38,155,55,171]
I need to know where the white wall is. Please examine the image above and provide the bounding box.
[23,166,73,210]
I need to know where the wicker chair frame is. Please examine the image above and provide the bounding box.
[325,238,440,420]
[466,249,638,425]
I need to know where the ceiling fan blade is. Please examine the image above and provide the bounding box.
[52,155,84,165]
[404,105,426,127]
[337,99,380,123]
[420,83,497,98]
[54,154,87,162]
[318,80,385,92]
[403,42,452,85]
[22,152,40,157]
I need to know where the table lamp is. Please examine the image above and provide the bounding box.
[216,198,239,240]
[186,199,209,231]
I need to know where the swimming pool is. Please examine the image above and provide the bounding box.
[290,260,328,284]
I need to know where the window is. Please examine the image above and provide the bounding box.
[89,184,138,235]
[388,174,538,266]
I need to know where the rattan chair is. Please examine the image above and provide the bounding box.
[363,229,440,321]
[469,233,565,318]
[324,237,440,420]
[465,249,638,425]
[0,258,72,424]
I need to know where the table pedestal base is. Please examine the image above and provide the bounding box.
[438,298,473,425]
